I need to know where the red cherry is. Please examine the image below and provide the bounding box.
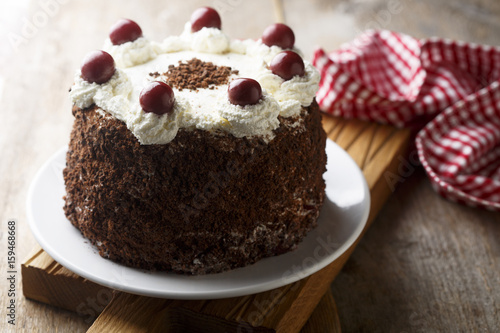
[140,81,175,115]
[262,23,295,49]
[228,78,262,106]
[81,50,116,84]
[191,7,221,32]
[109,18,143,45]
[270,51,305,80]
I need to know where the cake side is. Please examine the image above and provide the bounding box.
[63,101,326,274]
[64,10,327,274]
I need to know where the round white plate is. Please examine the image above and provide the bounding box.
[27,139,370,300]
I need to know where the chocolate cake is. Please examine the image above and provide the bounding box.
[64,9,327,274]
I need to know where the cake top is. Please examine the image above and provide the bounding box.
[69,8,320,145]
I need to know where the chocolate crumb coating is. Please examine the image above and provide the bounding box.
[63,102,326,274]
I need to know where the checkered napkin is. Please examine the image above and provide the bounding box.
[312,30,500,210]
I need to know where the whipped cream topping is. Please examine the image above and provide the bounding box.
[102,37,160,68]
[71,23,320,144]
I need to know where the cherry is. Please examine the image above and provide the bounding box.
[190,7,221,32]
[140,81,175,115]
[109,18,143,45]
[228,78,262,106]
[270,51,305,80]
[81,50,116,84]
[262,23,295,49]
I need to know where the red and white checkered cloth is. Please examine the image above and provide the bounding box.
[312,30,500,210]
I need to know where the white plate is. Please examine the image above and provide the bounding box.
[27,139,370,300]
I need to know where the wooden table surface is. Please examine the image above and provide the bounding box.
[1,0,499,332]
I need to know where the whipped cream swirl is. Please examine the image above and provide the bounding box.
[70,22,320,144]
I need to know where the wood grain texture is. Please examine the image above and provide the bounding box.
[2,0,500,332]
[331,168,500,332]
[86,291,341,333]
[22,247,112,317]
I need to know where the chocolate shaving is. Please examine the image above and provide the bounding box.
[63,102,327,274]
[149,58,238,91]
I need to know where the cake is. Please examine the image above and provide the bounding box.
[63,8,327,274]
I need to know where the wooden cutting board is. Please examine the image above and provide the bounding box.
[22,115,410,332]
